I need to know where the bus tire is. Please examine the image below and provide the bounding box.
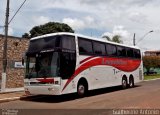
[129,76,134,88]
[122,77,128,89]
[77,79,88,97]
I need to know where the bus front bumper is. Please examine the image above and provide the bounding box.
[24,85,61,95]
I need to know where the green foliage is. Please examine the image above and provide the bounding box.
[22,22,74,38]
[103,36,111,41]
[143,56,160,75]
[112,35,123,43]
[144,74,160,80]
[103,35,123,43]
[22,33,30,38]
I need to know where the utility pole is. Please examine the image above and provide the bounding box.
[136,30,154,45]
[133,33,136,46]
[1,0,10,92]
[133,30,153,46]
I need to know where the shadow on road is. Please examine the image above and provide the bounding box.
[21,85,141,103]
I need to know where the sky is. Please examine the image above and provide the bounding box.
[0,0,160,51]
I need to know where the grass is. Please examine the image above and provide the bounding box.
[144,74,160,80]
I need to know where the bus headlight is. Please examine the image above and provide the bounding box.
[24,82,30,86]
[54,81,59,84]
[48,88,54,91]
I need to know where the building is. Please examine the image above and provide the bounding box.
[0,34,29,89]
[144,50,160,56]
[144,50,160,75]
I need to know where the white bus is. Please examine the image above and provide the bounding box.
[24,32,143,96]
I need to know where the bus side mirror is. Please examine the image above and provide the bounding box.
[22,52,26,66]
[35,57,40,72]
[35,62,40,72]
[22,58,24,65]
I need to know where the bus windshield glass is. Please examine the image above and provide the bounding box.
[25,52,59,78]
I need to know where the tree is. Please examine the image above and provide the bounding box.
[22,33,30,38]
[143,56,160,75]
[102,35,123,43]
[22,22,74,38]
[112,35,123,43]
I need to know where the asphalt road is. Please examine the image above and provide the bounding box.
[1,79,160,110]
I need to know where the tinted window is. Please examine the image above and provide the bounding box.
[60,52,76,79]
[117,46,126,57]
[93,42,106,55]
[106,44,117,56]
[134,49,141,59]
[78,38,93,55]
[127,48,134,58]
[28,36,58,54]
[62,35,76,50]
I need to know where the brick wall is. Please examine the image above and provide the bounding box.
[0,35,29,88]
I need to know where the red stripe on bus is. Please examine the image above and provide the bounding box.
[36,78,54,83]
[80,56,94,64]
[62,57,141,91]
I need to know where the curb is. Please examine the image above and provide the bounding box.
[0,96,22,103]
[0,95,44,103]
[0,95,34,103]
[0,88,24,94]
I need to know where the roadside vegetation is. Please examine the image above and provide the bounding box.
[143,56,160,75]
[143,55,160,80]
[144,74,160,80]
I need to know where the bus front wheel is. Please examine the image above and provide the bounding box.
[77,81,88,97]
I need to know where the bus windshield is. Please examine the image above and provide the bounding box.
[25,52,59,78]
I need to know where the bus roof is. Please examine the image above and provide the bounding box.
[30,32,140,50]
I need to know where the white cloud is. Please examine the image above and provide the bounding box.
[62,16,96,30]
[0,27,14,36]
[128,12,147,23]
[33,16,51,25]
[8,27,14,36]
[84,16,94,24]
[1,0,160,51]
[102,25,131,44]
[62,18,85,30]
[113,26,130,39]
[102,32,113,38]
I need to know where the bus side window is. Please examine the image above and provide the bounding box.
[117,46,126,57]
[134,49,141,59]
[93,42,106,55]
[60,53,76,79]
[106,44,117,56]
[78,38,93,55]
[62,35,76,50]
[127,48,134,58]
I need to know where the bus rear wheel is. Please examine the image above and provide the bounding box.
[77,82,88,97]
[122,77,128,89]
[129,77,134,88]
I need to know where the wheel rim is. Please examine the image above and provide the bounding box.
[130,80,132,87]
[78,84,85,95]
[122,79,127,88]
[129,79,134,87]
